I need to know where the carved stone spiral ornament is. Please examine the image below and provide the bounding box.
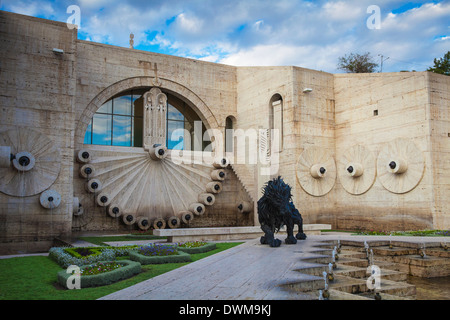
[377,138,425,194]
[338,145,376,195]
[296,146,336,196]
[0,128,61,197]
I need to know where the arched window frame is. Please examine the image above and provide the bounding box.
[84,88,208,151]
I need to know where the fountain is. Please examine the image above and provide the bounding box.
[364,241,370,261]
[322,271,330,299]
[331,248,338,269]
[318,290,324,300]
[327,263,334,282]
[420,242,427,259]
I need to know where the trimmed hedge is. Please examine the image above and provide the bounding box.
[129,250,191,265]
[57,260,142,289]
[49,246,139,268]
[177,242,217,254]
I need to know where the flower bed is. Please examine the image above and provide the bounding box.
[49,245,139,268]
[177,241,217,254]
[129,244,191,265]
[57,260,141,289]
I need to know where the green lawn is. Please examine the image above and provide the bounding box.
[0,242,242,300]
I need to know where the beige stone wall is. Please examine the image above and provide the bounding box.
[292,67,336,224]
[332,72,435,231]
[0,12,77,253]
[427,72,450,229]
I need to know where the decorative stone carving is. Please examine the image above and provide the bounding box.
[211,169,226,181]
[149,144,167,161]
[212,157,230,169]
[198,193,215,206]
[153,218,166,229]
[96,192,111,207]
[85,178,102,193]
[39,189,61,209]
[79,164,95,178]
[122,213,136,225]
[377,138,425,194]
[76,149,91,163]
[237,201,253,214]
[190,203,205,216]
[0,128,61,197]
[137,216,151,230]
[206,181,222,194]
[107,204,122,218]
[143,88,168,149]
[168,216,180,229]
[338,145,376,195]
[296,146,336,197]
[180,211,194,224]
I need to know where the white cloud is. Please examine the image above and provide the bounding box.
[1,0,448,73]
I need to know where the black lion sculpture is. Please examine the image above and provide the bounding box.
[257,176,307,247]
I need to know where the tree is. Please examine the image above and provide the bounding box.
[337,52,378,73]
[427,51,450,76]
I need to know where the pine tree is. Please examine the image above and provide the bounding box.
[427,51,450,76]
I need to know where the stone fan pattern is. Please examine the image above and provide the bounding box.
[0,128,60,197]
[76,146,223,229]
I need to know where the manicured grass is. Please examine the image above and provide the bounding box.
[353,229,450,237]
[0,242,242,300]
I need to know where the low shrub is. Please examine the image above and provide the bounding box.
[129,250,191,265]
[49,247,116,268]
[137,243,178,256]
[57,260,141,289]
[177,242,217,254]
[49,245,139,268]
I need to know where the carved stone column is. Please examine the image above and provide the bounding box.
[143,88,168,149]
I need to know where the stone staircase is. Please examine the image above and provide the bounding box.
[277,239,450,300]
[229,163,256,202]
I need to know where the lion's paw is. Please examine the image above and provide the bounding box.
[285,236,297,244]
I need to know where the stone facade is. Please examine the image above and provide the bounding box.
[0,11,448,254]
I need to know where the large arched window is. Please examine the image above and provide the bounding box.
[83,88,207,151]
[83,89,145,147]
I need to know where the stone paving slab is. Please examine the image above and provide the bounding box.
[99,233,450,300]
[99,236,328,300]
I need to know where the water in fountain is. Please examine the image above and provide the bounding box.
[331,248,337,269]
[421,242,427,259]
[364,241,370,260]
[318,290,324,300]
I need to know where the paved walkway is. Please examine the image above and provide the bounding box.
[99,233,450,300]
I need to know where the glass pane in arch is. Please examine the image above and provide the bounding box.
[92,113,112,145]
[114,95,132,116]
[167,120,185,150]
[97,99,112,114]
[113,115,132,147]
[168,104,184,121]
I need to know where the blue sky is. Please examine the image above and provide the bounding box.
[1,0,449,73]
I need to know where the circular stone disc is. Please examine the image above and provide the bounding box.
[338,145,376,195]
[39,189,61,209]
[0,128,61,197]
[296,146,336,197]
[377,138,425,194]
